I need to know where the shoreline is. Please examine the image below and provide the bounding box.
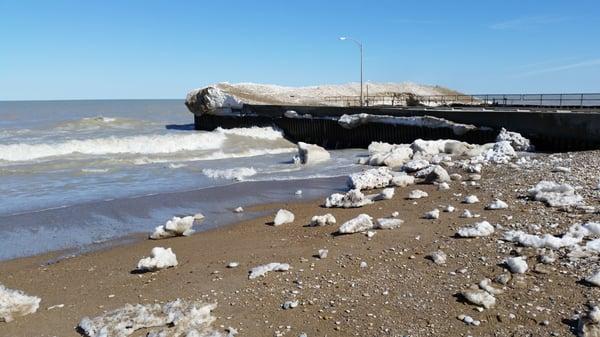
[2,150,600,336]
[0,175,348,262]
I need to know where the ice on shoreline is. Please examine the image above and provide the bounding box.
[338,214,374,234]
[0,284,41,322]
[457,221,495,237]
[150,216,196,240]
[137,247,178,272]
[78,299,219,337]
[528,181,583,207]
[296,142,330,165]
[273,209,295,226]
[249,262,290,279]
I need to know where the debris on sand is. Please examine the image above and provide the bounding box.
[78,299,219,337]
[308,214,336,227]
[527,181,583,207]
[137,247,178,272]
[338,214,374,234]
[457,221,495,237]
[460,289,496,309]
[325,189,373,208]
[296,142,330,165]
[150,216,196,240]
[506,256,528,274]
[375,218,404,230]
[408,189,429,200]
[0,284,41,322]
[485,198,508,210]
[248,263,290,279]
[273,209,295,226]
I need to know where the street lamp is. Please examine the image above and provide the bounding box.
[339,36,363,106]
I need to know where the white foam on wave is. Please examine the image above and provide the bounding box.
[131,148,296,166]
[202,167,257,181]
[215,126,284,140]
[0,133,227,162]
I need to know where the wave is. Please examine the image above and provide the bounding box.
[54,116,144,130]
[0,133,226,162]
[202,167,257,181]
[131,147,296,166]
[214,126,284,140]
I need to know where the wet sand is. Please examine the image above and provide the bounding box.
[2,151,600,336]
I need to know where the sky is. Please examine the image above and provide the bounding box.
[1,0,599,100]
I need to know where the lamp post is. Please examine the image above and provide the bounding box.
[339,36,363,106]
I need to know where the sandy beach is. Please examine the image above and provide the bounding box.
[2,148,600,337]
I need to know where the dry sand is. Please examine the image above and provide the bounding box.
[1,150,600,337]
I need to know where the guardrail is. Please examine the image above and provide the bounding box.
[324,93,600,108]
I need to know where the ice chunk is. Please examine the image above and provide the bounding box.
[479,278,503,295]
[337,214,374,234]
[485,199,508,210]
[419,165,451,184]
[375,218,404,230]
[461,289,496,309]
[506,256,528,274]
[318,249,328,259]
[496,128,533,152]
[348,167,394,190]
[407,189,428,199]
[390,172,416,187]
[325,189,373,208]
[462,195,480,204]
[248,262,290,279]
[137,247,178,272]
[308,214,336,227]
[424,209,440,219]
[429,250,447,264]
[370,187,395,201]
[437,182,450,190]
[78,299,219,337]
[528,180,583,207]
[234,206,244,213]
[460,210,474,218]
[457,221,494,237]
[577,306,600,337]
[366,143,413,167]
[586,271,600,287]
[0,284,41,322]
[273,209,295,226]
[503,230,583,249]
[402,159,430,172]
[444,205,456,213]
[483,141,517,164]
[150,216,196,240]
[296,142,330,165]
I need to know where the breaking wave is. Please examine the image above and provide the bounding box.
[214,126,284,140]
[0,133,227,162]
[202,167,257,181]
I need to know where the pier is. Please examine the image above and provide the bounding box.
[188,94,600,152]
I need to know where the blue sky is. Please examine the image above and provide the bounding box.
[1,0,599,100]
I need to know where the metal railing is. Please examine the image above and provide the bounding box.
[324,93,600,108]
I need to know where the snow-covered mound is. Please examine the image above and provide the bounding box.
[186,82,460,115]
